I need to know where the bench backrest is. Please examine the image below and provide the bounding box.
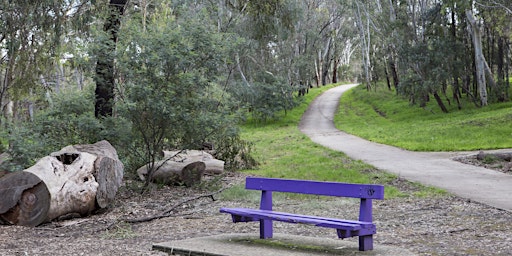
[246,177,384,200]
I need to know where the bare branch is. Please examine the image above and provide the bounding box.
[121,187,227,223]
[475,0,512,15]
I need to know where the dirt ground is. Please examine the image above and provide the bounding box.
[1,156,512,256]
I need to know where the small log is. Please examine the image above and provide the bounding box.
[138,161,206,187]
[137,150,224,185]
[163,150,224,174]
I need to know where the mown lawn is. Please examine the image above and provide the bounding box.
[335,84,512,151]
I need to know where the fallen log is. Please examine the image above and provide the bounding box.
[137,150,224,186]
[0,140,124,226]
[163,150,224,174]
[138,161,206,187]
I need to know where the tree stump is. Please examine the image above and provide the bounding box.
[0,140,123,226]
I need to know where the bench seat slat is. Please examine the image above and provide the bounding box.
[220,207,375,231]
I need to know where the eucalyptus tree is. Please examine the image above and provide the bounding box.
[0,0,126,124]
[353,0,373,90]
[356,0,511,112]
[94,0,129,118]
[0,0,110,169]
[476,1,511,102]
[0,0,90,123]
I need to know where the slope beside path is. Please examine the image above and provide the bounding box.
[299,84,512,211]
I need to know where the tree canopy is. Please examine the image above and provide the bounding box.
[1,0,511,174]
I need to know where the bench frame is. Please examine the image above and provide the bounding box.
[220,177,384,251]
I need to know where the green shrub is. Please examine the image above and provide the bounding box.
[3,88,104,170]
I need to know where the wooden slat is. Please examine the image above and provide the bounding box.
[220,208,376,231]
[245,177,384,199]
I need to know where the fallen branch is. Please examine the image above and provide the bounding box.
[122,187,226,224]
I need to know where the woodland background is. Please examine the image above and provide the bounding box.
[1,0,511,180]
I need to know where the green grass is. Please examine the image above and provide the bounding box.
[335,84,512,151]
[221,83,446,202]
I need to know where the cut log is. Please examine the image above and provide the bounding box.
[24,152,99,222]
[0,140,123,226]
[137,150,224,186]
[0,172,50,227]
[72,141,124,209]
[138,161,206,187]
[163,150,224,174]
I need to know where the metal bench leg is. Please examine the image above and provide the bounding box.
[260,219,273,238]
[259,190,273,239]
[359,235,373,251]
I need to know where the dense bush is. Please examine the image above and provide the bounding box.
[2,88,104,171]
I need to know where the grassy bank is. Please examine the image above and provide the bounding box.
[223,83,445,201]
[335,84,512,151]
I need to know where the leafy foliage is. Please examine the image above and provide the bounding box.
[116,3,254,181]
[2,88,104,170]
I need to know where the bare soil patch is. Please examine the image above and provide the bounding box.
[1,165,511,256]
[454,151,512,174]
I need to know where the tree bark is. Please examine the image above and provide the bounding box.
[466,10,488,106]
[95,0,128,117]
[0,141,123,226]
[355,1,371,90]
[162,150,225,175]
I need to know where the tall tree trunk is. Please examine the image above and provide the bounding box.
[355,1,371,90]
[466,10,488,106]
[495,37,506,101]
[506,39,510,100]
[95,0,128,118]
[321,37,332,85]
[449,5,461,109]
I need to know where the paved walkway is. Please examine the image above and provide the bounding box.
[299,84,512,211]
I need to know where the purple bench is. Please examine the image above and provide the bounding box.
[220,177,385,251]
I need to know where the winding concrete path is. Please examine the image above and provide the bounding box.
[299,84,512,211]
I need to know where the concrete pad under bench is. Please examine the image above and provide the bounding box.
[152,233,416,256]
